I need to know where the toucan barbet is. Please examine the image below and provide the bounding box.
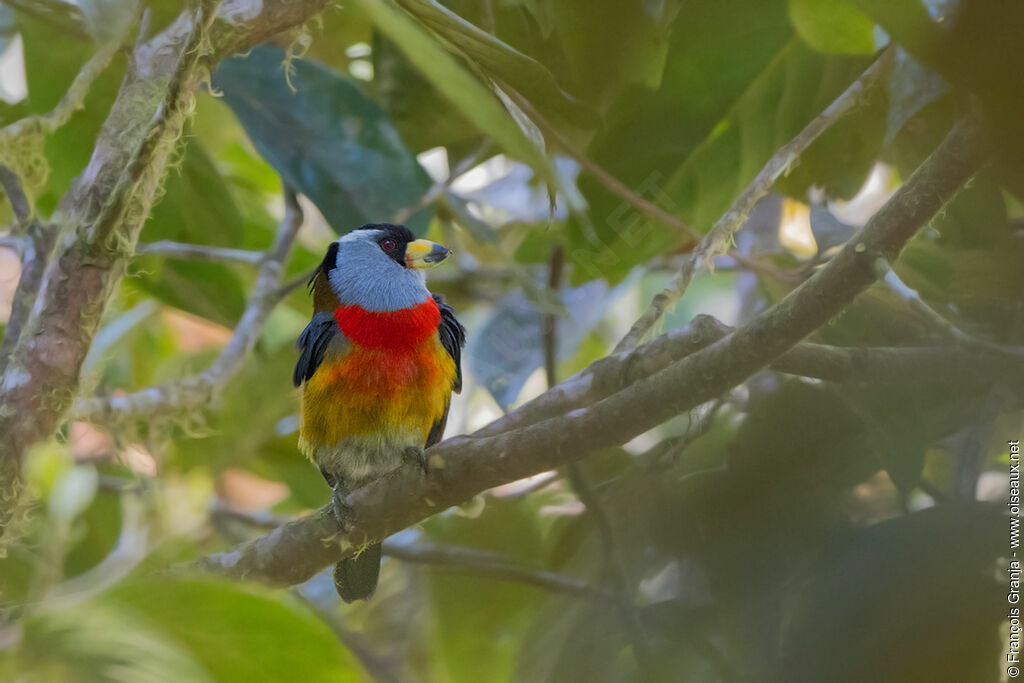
[293,224,465,602]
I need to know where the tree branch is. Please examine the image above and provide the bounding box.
[134,241,265,265]
[0,219,56,375]
[0,164,32,226]
[877,260,1024,360]
[381,540,611,600]
[615,48,894,352]
[0,0,332,537]
[0,39,120,374]
[194,118,991,588]
[72,190,303,423]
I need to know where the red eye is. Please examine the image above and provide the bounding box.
[380,238,397,252]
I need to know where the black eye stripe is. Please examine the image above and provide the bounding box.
[354,223,415,243]
[352,223,413,268]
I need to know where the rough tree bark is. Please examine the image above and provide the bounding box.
[0,0,331,537]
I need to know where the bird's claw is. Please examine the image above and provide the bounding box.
[403,446,429,476]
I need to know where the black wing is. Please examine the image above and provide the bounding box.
[426,294,466,448]
[433,293,466,392]
[293,311,339,387]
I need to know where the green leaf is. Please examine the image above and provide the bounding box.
[371,33,481,154]
[393,0,597,129]
[15,601,211,683]
[540,0,686,98]
[571,0,878,282]
[844,0,945,58]
[789,0,878,54]
[106,578,360,682]
[142,141,245,246]
[348,0,564,195]
[213,44,434,235]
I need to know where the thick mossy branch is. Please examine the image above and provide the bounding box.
[195,117,1006,589]
[0,0,335,539]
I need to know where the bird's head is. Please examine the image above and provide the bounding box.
[314,223,451,312]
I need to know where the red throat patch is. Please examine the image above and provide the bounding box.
[334,298,441,351]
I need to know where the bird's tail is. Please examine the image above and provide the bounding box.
[333,542,382,603]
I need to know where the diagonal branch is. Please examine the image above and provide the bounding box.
[615,48,894,352]
[878,261,1024,360]
[194,117,991,588]
[0,0,333,538]
[72,190,303,423]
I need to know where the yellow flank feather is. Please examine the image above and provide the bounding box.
[298,334,457,460]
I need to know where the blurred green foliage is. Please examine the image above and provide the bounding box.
[0,0,1021,681]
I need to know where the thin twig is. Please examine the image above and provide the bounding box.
[614,49,895,352]
[134,240,265,265]
[539,243,652,669]
[541,244,564,388]
[512,92,701,241]
[273,265,319,299]
[389,137,491,225]
[642,398,727,470]
[0,222,57,371]
[382,541,612,601]
[72,188,304,423]
[878,261,1024,360]
[565,464,654,670]
[292,591,406,683]
[1,40,120,142]
[0,164,32,226]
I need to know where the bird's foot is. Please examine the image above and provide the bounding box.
[330,485,354,530]
[403,446,429,476]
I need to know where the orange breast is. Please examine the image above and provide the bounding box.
[299,333,457,452]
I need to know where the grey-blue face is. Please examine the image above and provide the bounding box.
[327,224,451,312]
